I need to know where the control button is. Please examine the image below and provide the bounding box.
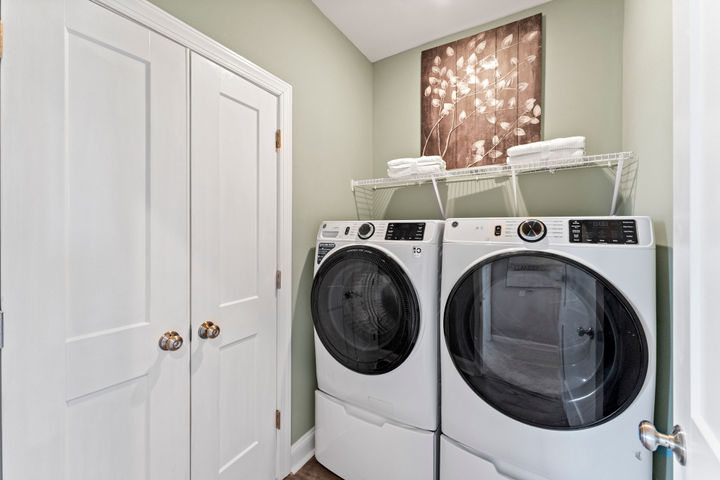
[494,225,502,236]
[358,222,375,240]
[517,219,547,243]
[344,226,350,235]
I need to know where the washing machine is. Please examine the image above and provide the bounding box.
[440,217,656,480]
[311,220,444,480]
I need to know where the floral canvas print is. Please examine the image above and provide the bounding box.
[421,14,542,169]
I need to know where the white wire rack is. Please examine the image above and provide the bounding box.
[351,152,636,219]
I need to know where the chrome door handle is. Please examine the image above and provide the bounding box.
[198,321,220,339]
[639,421,686,466]
[159,331,184,351]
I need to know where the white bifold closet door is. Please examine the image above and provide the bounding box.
[190,53,279,480]
[2,0,191,478]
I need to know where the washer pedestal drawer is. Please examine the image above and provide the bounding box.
[315,390,436,480]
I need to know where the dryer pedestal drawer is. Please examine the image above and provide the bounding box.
[315,390,436,480]
[440,435,531,480]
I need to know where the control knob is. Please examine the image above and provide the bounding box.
[358,222,375,239]
[518,219,547,242]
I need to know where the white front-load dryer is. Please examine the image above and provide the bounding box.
[311,220,443,480]
[440,217,656,480]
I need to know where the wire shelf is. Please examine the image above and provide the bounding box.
[351,152,634,191]
[351,152,637,220]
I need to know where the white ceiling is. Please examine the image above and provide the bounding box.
[312,0,551,62]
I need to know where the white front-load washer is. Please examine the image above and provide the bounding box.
[311,220,443,480]
[440,217,656,480]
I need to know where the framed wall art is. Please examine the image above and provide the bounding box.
[421,14,542,169]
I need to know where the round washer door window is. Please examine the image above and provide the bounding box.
[444,252,648,430]
[311,246,420,375]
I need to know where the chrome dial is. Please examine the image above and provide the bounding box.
[357,222,375,239]
[517,219,547,242]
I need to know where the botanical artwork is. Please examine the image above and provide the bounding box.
[421,14,542,169]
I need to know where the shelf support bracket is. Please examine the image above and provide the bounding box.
[431,176,446,220]
[609,157,625,215]
[511,167,519,216]
[351,180,363,220]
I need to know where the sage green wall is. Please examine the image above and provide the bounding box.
[147,0,374,443]
[623,0,673,247]
[373,0,673,478]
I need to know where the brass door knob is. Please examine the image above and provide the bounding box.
[159,331,184,351]
[198,321,221,339]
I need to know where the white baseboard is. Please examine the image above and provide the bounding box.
[290,427,315,474]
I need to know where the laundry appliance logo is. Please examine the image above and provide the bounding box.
[511,264,548,272]
[412,246,422,257]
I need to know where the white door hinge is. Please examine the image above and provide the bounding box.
[276,270,282,289]
[0,22,4,59]
[0,310,5,349]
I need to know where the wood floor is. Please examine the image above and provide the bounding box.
[286,457,343,480]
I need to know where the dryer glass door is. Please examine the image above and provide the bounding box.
[311,246,421,375]
[444,252,648,430]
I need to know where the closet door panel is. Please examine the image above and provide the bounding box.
[64,6,191,479]
[191,53,278,480]
[1,1,190,478]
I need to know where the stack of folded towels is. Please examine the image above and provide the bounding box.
[506,136,586,165]
[387,155,446,178]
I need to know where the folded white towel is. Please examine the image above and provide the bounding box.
[507,137,586,158]
[387,155,446,178]
[506,149,585,166]
[387,155,443,167]
[416,155,444,165]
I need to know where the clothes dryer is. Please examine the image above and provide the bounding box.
[440,217,655,480]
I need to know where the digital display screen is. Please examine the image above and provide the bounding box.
[385,222,426,241]
[569,219,637,244]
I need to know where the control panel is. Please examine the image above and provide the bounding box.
[444,217,651,246]
[569,219,638,244]
[385,222,426,241]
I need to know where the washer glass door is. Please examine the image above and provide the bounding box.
[444,252,648,429]
[311,246,420,375]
